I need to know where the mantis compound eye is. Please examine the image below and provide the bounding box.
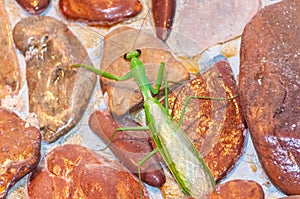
[136,49,141,55]
[123,53,127,60]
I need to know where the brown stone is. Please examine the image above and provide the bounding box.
[27,144,149,199]
[13,16,97,143]
[208,180,264,199]
[15,0,50,15]
[168,59,246,181]
[59,0,142,26]
[239,0,300,195]
[0,1,20,100]
[0,108,41,199]
[100,26,190,117]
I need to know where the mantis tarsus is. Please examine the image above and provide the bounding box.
[73,48,238,198]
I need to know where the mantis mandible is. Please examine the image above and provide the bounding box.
[72,48,221,198]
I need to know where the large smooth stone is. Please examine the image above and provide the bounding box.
[13,16,97,143]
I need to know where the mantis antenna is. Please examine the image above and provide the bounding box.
[130,5,153,50]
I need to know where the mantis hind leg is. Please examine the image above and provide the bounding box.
[155,63,239,127]
[99,126,149,151]
[177,94,239,128]
[137,147,160,199]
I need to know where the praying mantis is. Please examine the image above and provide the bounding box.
[73,46,237,198]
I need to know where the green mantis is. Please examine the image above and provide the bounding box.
[72,48,221,198]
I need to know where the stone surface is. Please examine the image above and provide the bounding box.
[0,108,41,199]
[59,0,142,26]
[0,1,20,100]
[100,26,190,117]
[168,58,246,181]
[27,144,149,199]
[168,0,261,56]
[13,16,97,143]
[239,0,300,195]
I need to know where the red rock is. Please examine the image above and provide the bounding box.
[208,180,264,199]
[168,58,246,181]
[27,144,149,199]
[0,108,41,199]
[59,0,142,26]
[239,0,300,195]
[15,0,50,15]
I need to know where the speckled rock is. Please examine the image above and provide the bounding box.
[0,108,41,199]
[239,0,300,195]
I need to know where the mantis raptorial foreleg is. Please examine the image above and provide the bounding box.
[149,62,165,95]
[137,147,161,198]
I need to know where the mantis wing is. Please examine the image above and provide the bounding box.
[144,98,215,197]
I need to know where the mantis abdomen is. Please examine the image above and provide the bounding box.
[144,98,215,197]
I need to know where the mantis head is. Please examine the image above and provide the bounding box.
[124,49,141,60]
